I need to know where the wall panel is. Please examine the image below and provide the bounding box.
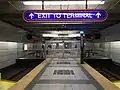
[86,41,120,63]
[0,42,23,69]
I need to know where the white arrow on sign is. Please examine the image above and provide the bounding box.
[29,13,34,19]
[96,12,101,18]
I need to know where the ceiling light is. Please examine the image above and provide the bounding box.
[23,1,42,5]
[24,44,28,50]
[50,31,79,34]
[42,34,58,37]
[42,34,80,37]
[23,1,105,5]
[59,43,64,46]
[68,34,80,37]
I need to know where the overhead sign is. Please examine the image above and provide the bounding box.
[23,10,107,22]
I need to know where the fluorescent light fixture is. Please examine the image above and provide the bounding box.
[23,1,105,5]
[0,41,17,44]
[23,1,42,5]
[0,41,7,44]
[52,43,56,46]
[68,34,80,37]
[42,34,80,37]
[50,31,79,34]
[59,43,63,46]
[24,44,28,50]
[42,34,58,37]
[111,41,120,44]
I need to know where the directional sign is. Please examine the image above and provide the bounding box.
[23,10,108,22]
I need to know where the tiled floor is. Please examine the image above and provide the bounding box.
[39,67,89,80]
[31,58,103,90]
[33,84,97,90]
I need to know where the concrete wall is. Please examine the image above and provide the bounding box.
[0,20,25,69]
[110,41,120,63]
[17,43,24,58]
[85,23,120,63]
[0,42,23,69]
[99,23,120,63]
[87,41,120,63]
[100,23,120,42]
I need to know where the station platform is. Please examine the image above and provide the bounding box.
[28,58,103,90]
[9,58,120,90]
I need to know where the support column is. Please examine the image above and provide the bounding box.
[86,0,88,9]
[42,0,44,10]
[80,32,85,64]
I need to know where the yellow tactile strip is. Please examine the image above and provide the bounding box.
[8,58,51,90]
[113,81,120,88]
[0,80,16,90]
[82,64,120,90]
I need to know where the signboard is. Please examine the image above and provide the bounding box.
[23,10,107,22]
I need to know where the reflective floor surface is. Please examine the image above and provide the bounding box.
[25,58,104,90]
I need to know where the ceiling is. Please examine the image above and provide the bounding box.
[0,0,120,36]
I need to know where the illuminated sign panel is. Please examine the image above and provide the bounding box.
[23,10,107,22]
